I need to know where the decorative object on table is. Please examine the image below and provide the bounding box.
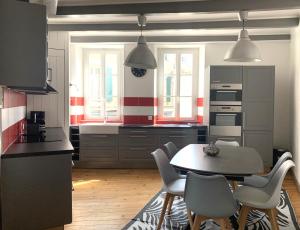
[131,67,147,78]
[124,14,157,69]
[224,11,262,62]
[203,141,220,157]
[123,189,299,230]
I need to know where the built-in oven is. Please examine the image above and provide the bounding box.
[209,105,242,137]
[210,83,242,105]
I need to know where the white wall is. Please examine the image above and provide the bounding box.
[290,27,300,188]
[204,41,291,149]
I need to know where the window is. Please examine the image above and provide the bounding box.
[83,48,122,121]
[157,48,199,121]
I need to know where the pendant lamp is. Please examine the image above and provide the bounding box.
[224,11,262,62]
[124,15,157,69]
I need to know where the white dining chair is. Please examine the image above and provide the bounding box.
[215,140,240,147]
[242,152,292,188]
[151,149,186,230]
[164,142,179,160]
[184,172,238,230]
[234,160,295,230]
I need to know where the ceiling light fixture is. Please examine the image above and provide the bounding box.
[224,11,262,62]
[124,14,157,69]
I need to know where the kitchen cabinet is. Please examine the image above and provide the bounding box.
[243,131,273,166]
[210,66,243,84]
[80,134,118,162]
[0,1,47,88]
[77,126,199,168]
[242,66,275,131]
[242,66,274,166]
[27,49,66,127]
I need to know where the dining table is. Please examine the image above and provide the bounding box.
[170,144,264,181]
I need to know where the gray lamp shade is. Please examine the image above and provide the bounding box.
[124,36,157,69]
[224,30,262,62]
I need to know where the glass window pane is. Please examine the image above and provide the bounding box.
[180,75,193,97]
[163,97,176,118]
[180,97,193,118]
[164,53,176,76]
[181,53,193,75]
[164,75,176,97]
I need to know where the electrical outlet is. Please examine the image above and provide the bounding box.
[148,116,153,121]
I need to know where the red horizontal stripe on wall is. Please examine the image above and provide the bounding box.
[197,98,204,107]
[70,114,84,125]
[123,97,157,107]
[123,115,153,125]
[197,115,203,124]
[70,97,84,106]
[2,119,26,153]
[3,88,26,108]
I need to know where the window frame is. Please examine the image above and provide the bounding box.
[83,48,123,122]
[157,48,199,122]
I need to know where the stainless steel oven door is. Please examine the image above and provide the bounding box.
[210,89,242,105]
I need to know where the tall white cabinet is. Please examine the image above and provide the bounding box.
[27,49,65,127]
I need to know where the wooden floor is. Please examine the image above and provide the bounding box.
[65,169,300,230]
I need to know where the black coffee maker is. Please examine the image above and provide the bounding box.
[26,111,46,142]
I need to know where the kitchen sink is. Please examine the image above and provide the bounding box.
[79,123,122,134]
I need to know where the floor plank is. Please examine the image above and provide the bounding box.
[65,169,300,230]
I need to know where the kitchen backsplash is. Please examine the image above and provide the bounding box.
[1,88,26,153]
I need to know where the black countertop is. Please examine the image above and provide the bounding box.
[2,128,74,159]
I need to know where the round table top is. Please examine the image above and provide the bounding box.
[170,144,264,177]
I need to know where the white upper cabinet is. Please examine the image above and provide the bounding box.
[0,1,47,88]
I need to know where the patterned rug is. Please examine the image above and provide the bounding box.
[123,190,300,230]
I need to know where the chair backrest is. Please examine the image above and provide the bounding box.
[164,142,178,159]
[215,140,240,147]
[263,160,295,207]
[184,172,238,218]
[268,152,292,179]
[151,149,179,187]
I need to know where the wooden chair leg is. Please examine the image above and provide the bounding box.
[187,209,194,227]
[167,195,175,215]
[238,206,251,230]
[157,192,171,230]
[266,208,279,230]
[231,181,238,190]
[192,215,203,230]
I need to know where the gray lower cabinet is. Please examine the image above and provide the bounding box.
[243,131,273,166]
[80,134,118,163]
[77,127,198,168]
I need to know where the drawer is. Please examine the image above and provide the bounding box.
[158,128,196,136]
[119,128,155,135]
[80,134,117,147]
[119,134,157,146]
[119,146,155,160]
[80,147,118,161]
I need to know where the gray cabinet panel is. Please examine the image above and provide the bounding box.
[208,136,242,145]
[243,131,273,166]
[0,1,47,88]
[242,66,274,131]
[210,66,242,84]
[119,134,157,146]
[119,146,155,160]
[81,134,117,147]
[119,128,156,135]
[80,147,118,161]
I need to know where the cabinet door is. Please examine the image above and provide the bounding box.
[243,131,273,166]
[27,49,65,128]
[210,66,242,84]
[242,66,275,131]
[0,1,47,88]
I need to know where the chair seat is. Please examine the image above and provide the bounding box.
[234,186,274,209]
[241,175,269,188]
[165,178,186,196]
